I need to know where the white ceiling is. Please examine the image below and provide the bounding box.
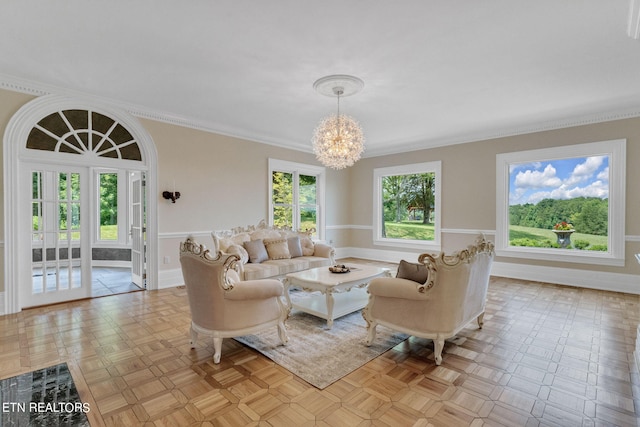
[1,1,639,157]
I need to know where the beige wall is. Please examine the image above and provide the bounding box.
[344,118,640,276]
[140,118,323,270]
[1,88,640,294]
[0,90,38,294]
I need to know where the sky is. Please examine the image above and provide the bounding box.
[509,155,609,205]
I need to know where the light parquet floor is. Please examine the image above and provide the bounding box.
[1,258,639,426]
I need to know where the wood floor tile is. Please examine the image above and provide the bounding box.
[1,259,638,425]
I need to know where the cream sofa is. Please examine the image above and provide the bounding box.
[212,220,335,281]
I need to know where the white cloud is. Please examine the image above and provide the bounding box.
[509,187,528,204]
[597,166,609,181]
[514,164,562,188]
[547,181,609,200]
[564,156,604,186]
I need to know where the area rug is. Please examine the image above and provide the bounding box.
[0,363,90,426]
[235,309,408,389]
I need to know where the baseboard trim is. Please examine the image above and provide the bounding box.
[157,247,640,294]
[158,269,184,290]
[636,325,640,374]
[336,246,640,295]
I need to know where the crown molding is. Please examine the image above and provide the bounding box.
[0,73,311,154]
[4,73,640,159]
[363,107,640,157]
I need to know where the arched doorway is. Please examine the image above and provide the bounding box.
[3,95,158,313]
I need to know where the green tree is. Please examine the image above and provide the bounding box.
[271,171,293,227]
[405,173,435,224]
[572,198,608,235]
[382,175,407,223]
[100,173,118,226]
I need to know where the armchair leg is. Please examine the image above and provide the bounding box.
[434,338,444,365]
[190,325,198,349]
[477,312,485,329]
[213,338,222,364]
[277,321,289,345]
[365,322,378,346]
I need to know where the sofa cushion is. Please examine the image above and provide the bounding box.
[264,238,291,260]
[304,256,333,269]
[242,263,281,281]
[396,259,429,284]
[264,258,310,275]
[244,239,268,263]
[287,236,303,258]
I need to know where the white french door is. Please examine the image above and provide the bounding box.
[130,171,145,288]
[25,165,91,307]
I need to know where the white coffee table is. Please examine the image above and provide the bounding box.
[283,264,391,329]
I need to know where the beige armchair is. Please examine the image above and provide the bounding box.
[363,236,494,365]
[179,237,288,363]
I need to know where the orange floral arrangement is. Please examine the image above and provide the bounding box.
[553,221,573,231]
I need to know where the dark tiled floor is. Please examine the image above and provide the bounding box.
[91,267,144,298]
[0,363,90,426]
[32,267,144,299]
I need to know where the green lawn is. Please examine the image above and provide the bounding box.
[509,225,607,250]
[384,221,434,240]
[100,224,118,240]
[381,222,607,250]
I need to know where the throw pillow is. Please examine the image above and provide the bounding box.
[287,236,303,258]
[396,259,429,284]
[243,239,268,263]
[298,234,315,256]
[264,238,291,260]
[226,268,241,284]
[226,244,249,264]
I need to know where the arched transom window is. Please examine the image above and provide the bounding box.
[26,109,142,161]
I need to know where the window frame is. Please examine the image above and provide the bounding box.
[373,161,442,251]
[268,159,326,239]
[495,139,626,266]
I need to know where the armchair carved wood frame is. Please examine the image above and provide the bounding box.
[179,237,288,363]
[363,236,495,365]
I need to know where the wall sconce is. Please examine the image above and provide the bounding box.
[162,191,181,203]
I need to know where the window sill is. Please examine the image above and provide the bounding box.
[496,246,624,267]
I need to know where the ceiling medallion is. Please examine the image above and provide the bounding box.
[312,75,365,170]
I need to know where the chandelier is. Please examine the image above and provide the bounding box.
[312,75,365,170]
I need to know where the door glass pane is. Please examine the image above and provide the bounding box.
[299,174,317,233]
[272,171,292,203]
[299,175,316,204]
[272,171,293,228]
[99,172,118,240]
[300,207,317,232]
[273,206,293,228]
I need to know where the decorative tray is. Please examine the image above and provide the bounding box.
[329,265,351,274]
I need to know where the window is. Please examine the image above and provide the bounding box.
[94,169,130,245]
[269,159,325,238]
[99,172,118,241]
[496,139,626,266]
[373,161,441,250]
